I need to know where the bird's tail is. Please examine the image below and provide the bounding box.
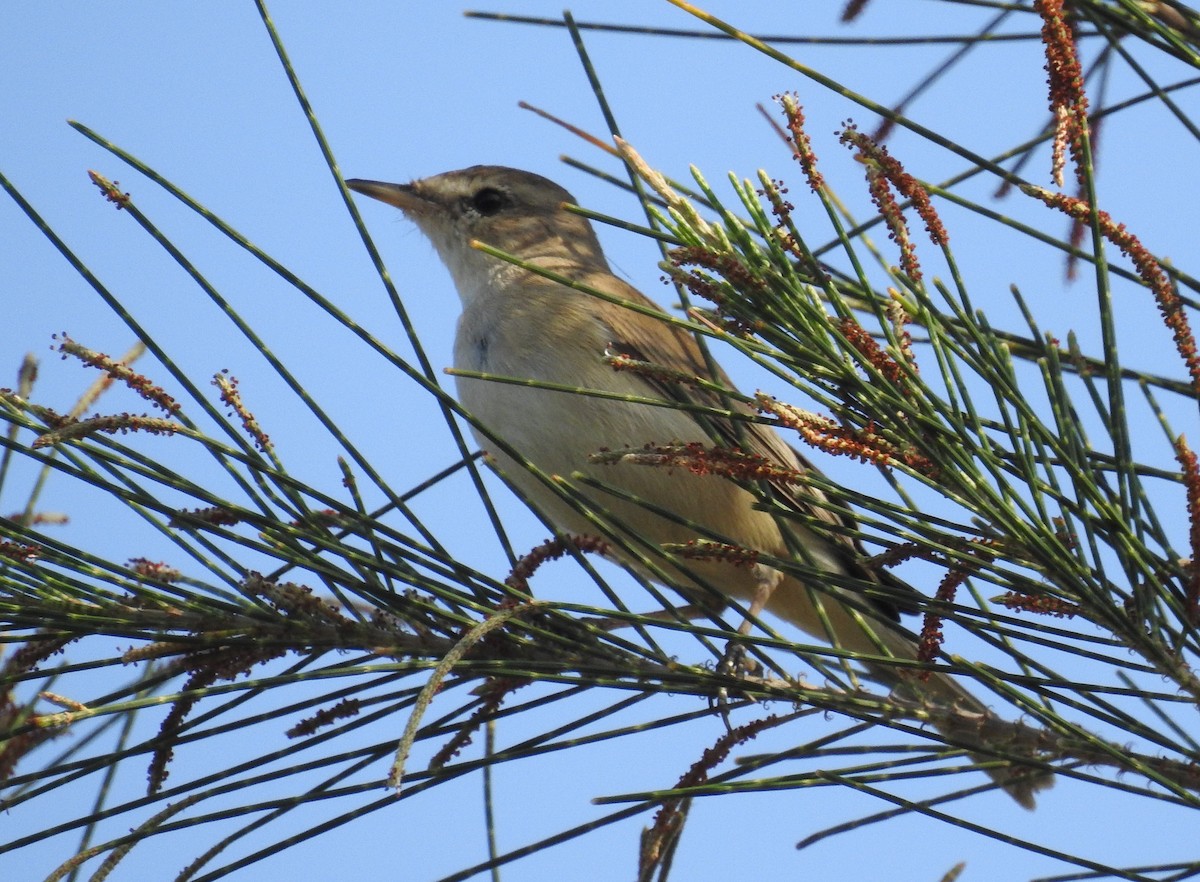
[869,623,1053,809]
[768,582,1053,808]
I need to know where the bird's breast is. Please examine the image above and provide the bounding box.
[452,293,782,557]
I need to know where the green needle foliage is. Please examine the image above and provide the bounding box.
[3,2,1200,880]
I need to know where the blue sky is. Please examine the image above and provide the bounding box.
[4,3,1200,880]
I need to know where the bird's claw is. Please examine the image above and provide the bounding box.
[709,640,762,732]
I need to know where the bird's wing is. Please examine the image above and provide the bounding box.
[582,271,914,619]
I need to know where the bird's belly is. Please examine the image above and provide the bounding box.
[455,371,788,606]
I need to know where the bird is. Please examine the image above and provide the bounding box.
[346,165,1051,807]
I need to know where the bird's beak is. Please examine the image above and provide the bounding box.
[345,179,429,216]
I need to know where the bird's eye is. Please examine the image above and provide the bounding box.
[470,187,509,216]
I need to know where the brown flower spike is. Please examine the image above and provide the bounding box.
[839,123,948,283]
[1035,0,1089,187]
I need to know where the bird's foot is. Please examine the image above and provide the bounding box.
[709,640,762,732]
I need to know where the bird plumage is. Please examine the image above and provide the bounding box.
[347,165,1051,808]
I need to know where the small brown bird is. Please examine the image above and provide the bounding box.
[347,166,1051,807]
